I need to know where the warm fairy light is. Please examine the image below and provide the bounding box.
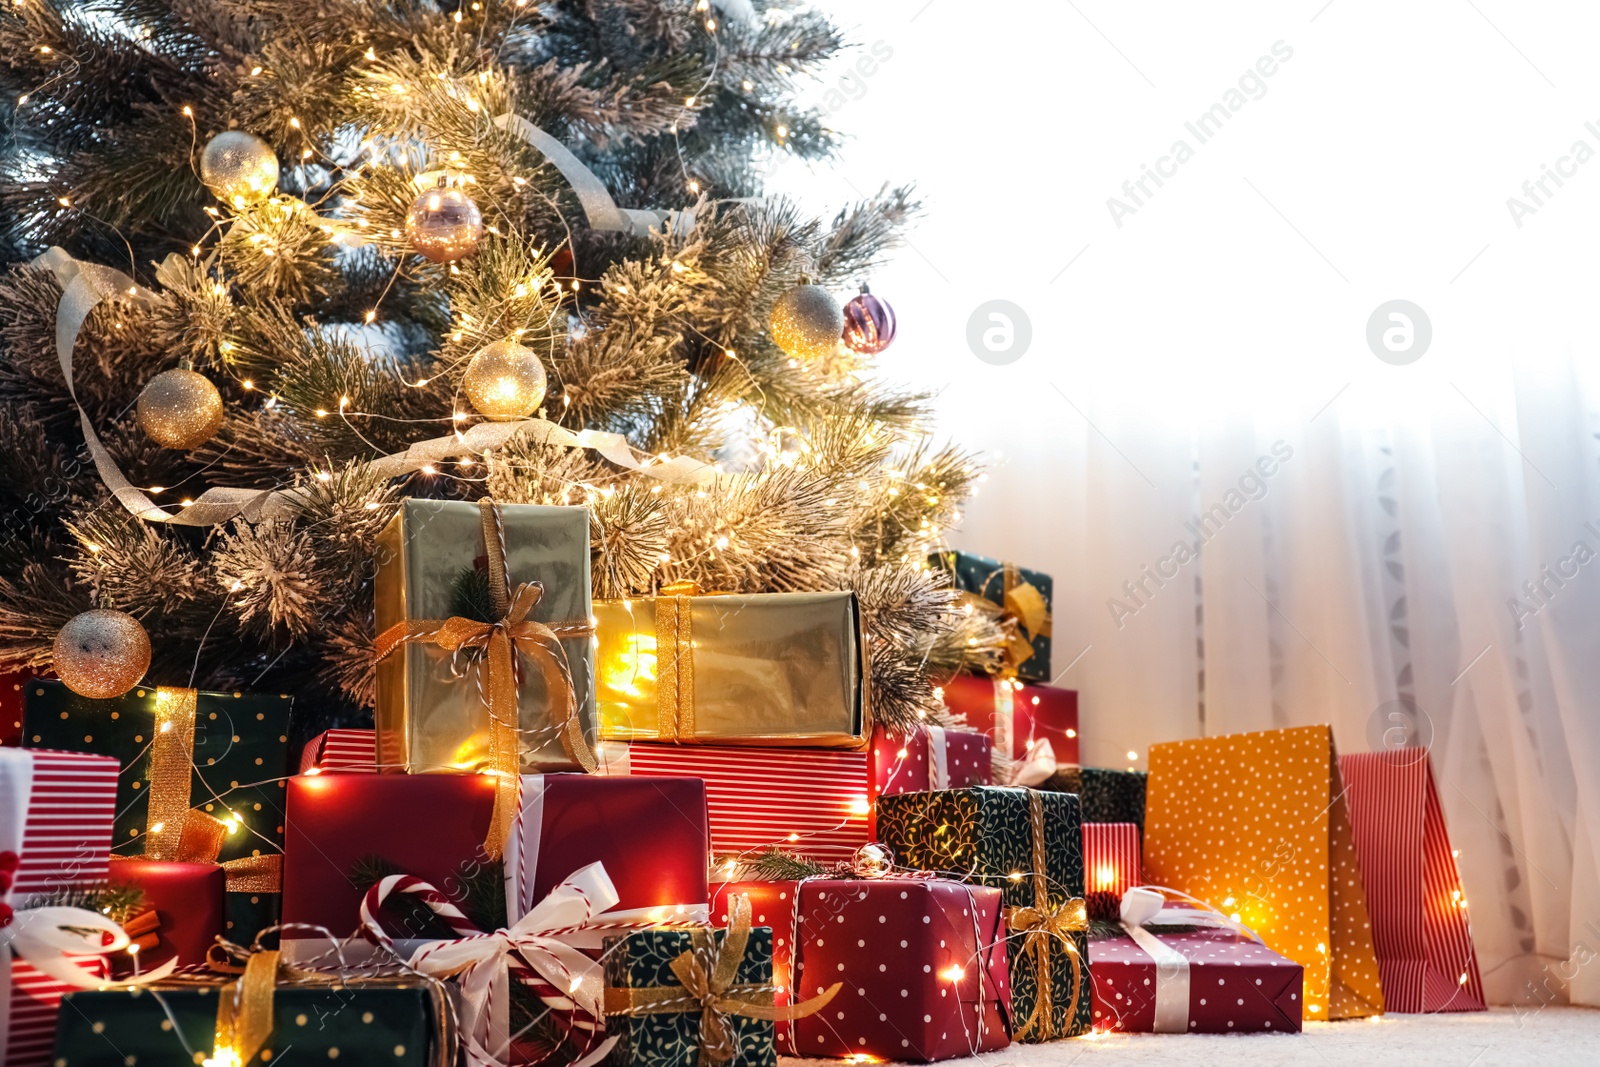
[940,966,964,982]
[1316,942,1327,955]
[848,797,870,817]
[421,465,436,475]
[288,117,300,129]
[786,833,800,842]
[202,1050,242,1067]
[1066,728,1077,738]
[775,124,788,138]
[1459,972,1469,985]
[242,380,253,390]
[365,310,377,323]
[1230,912,1242,923]
[150,821,165,834]
[1007,871,1023,881]
[126,942,140,954]
[250,65,262,75]
[180,105,191,116]
[1126,750,1138,760]
[895,748,908,759]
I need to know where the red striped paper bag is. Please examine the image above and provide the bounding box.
[1084,822,1141,898]
[1339,750,1486,1012]
[1,748,120,1067]
[598,742,870,864]
[299,728,379,773]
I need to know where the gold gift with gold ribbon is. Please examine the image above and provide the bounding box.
[374,499,598,852]
[603,895,840,1067]
[593,585,866,747]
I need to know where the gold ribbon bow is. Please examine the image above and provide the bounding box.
[603,895,841,1065]
[211,947,284,1066]
[1003,790,1087,1042]
[375,499,597,859]
[129,686,284,894]
[957,561,1052,676]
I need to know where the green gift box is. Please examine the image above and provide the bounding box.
[876,786,1091,1041]
[602,924,777,1067]
[53,981,450,1066]
[22,679,294,942]
[1041,766,1149,830]
[930,549,1053,682]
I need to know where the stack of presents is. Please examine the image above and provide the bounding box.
[2,500,1488,1067]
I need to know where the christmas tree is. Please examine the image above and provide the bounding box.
[0,0,999,739]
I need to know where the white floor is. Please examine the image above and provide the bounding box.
[781,1007,1600,1066]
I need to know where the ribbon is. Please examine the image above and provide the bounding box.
[986,681,1059,787]
[1003,790,1088,1042]
[130,686,285,894]
[360,861,624,1067]
[1115,886,1267,1035]
[926,725,949,790]
[28,251,716,530]
[956,561,1053,677]
[653,583,698,742]
[603,895,840,1065]
[493,115,691,238]
[374,499,596,859]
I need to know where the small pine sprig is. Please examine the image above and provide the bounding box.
[717,848,828,882]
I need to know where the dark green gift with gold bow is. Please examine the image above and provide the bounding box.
[22,679,293,943]
[876,785,1091,1041]
[930,550,1053,682]
[601,896,838,1067]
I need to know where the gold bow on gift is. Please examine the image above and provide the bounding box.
[123,686,282,893]
[603,895,841,1065]
[1003,790,1088,1042]
[375,499,597,859]
[956,561,1052,676]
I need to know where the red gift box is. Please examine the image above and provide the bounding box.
[299,728,378,773]
[106,859,226,968]
[940,675,1078,782]
[600,742,869,864]
[711,878,1010,1062]
[281,772,710,954]
[2,747,120,1067]
[869,725,992,798]
[1083,823,1141,899]
[1090,924,1304,1033]
[1341,750,1486,1012]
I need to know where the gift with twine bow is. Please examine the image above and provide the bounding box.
[20,680,295,944]
[875,784,1092,1041]
[932,550,1054,682]
[374,498,598,860]
[602,895,840,1067]
[592,585,866,749]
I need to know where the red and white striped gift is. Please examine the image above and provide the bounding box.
[2,748,120,1067]
[299,728,379,773]
[1083,822,1141,899]
[1340,750,1486,1013]
[599,742,870,864]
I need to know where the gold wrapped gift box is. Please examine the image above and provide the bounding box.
[374,498,597,775]
[594,590,866,747]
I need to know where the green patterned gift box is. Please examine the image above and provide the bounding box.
[53,980,449,1066]
[602,920,780,1067]
[1041,766,1149,830]
[22,679,294,942]
[930,549,1053,682]
[876,785,1092,1041]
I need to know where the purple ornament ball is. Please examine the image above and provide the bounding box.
[841,284,896,354]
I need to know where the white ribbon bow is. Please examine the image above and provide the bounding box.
[0,906,178,1051]
[405,862,621,1066]
[1117,886,1265,1034]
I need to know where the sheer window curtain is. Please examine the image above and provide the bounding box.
[782,0,1600,1007]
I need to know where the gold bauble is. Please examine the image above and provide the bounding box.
[137,366,225,450]
[53,609,151,699]
[768,277,845,360]
[462,339,547,420]
[404,186,484,263]
[199,131,279,207]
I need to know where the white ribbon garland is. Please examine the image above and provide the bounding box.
[28,248,716,529]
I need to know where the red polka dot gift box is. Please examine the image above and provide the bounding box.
[709,877,1011,1063]
[869,724,993,799]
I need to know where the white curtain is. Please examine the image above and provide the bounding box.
[784,0,1600,1008]
[945,350,1600,1006]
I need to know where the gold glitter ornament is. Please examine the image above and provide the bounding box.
[462,339,547,420]
[137,363,225,450]
[199,131,280,207]
[404,184,484,263]
[53,609,151,699]
[768,275,844,361]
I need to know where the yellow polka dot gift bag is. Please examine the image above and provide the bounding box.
[1143,725,1385,1021]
